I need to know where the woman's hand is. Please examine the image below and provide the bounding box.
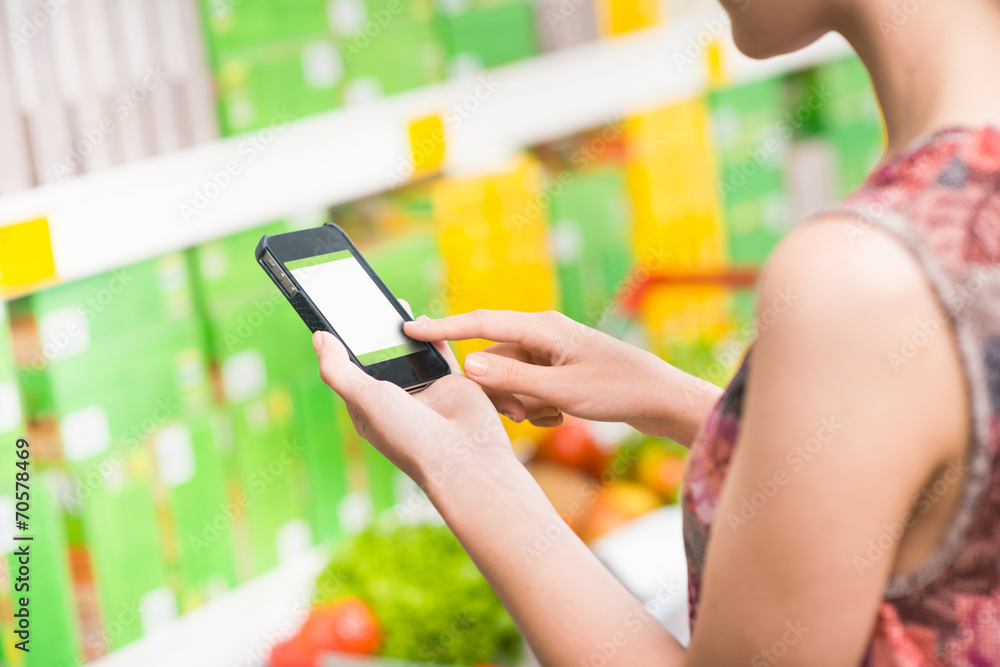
[312,327,687,667]
[404,310,721,445]
[311,330,516,489]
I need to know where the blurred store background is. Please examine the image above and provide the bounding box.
[0,0,884,665]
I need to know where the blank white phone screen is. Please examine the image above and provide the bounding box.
[286,250,420,365]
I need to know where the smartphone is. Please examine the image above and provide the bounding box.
[255,223,450,392]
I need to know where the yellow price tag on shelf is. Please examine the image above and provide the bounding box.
[706,38,727,88]
[0,218,56,290]
[408,114,446,176]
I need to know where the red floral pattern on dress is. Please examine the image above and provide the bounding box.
[682,127,1000,666]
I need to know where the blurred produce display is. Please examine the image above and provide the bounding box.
[0,0,885,662]
[268,522,521,666]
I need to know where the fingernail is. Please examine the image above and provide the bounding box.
[539,407,560,418]
[499,411,522,423]
[417,315,430,321]
[312,331,324,353]
[464,353,488,376]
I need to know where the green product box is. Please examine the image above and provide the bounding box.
[0,310,24,442]
[0,347,15,384]
[361,440,400,514]
[438,0,539,72]
[216,36,344,136]
[829,122,885,196]
[80,463,171,650]
[710,77,792,203]
[192,223,321,394]
[189,221,291,311]
[19,319,212,457]
[0,385,23,471]
[333,0,444,102]
[723,189,793,266]
[1,472,81,666]
[710,78,795,266]
[364,231,445,319]
[10,253,196,352]
[812,56,882,132]
[331,0,442,87]
[0,305,15,379]
[227,387,313,575]
[202,0,330,56]
[718,159,787,203]
[732,289,757,335]
[342,28,444,101]
[150,411,237,610]
[288,368,349,543]
[810,56,885,194]
[783,70,825,139]
[209,299,316,403]
[547,167,634,325]
[709,77,789,163]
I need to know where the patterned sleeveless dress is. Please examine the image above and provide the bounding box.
[682,127,1000,666]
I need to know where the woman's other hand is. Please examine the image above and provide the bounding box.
[404,310,721,445]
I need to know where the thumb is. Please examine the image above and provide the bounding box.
[462,351,557,399]
[313,331,376,399]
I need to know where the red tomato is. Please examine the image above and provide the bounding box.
[537,417,606,477]
[305,597,381,656]
[269,634,318,667]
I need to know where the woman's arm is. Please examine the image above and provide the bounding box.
[312,331,689,664]
[427,452,688,666]
[681,219,968,665]
[404,310,722,446]
[313,218,966,666]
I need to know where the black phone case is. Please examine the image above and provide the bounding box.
[255,222,449,391]
[255,229,332,334]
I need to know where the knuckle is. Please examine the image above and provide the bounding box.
[542,310,565,328]
[497,359,521,388]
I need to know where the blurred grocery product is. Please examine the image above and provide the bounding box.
[437,0,538,75]
[535,416,608,478]
[635,443,686,501]
[594,0,660,36]
[583,479,663,541]
[433,155,559,359]
[531,0,597,51]
[0,0,217,191]
[306,522,522,665]
[302,596,382,656]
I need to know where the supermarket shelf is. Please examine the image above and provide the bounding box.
[86,547,329,667]
[0,21,850,298]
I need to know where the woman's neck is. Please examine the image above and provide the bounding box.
[838,0,1000,158]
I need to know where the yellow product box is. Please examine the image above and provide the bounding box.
[595,0,660,36]
[435,157,558,354]
[626,101,728,272]
[640,284,731,346]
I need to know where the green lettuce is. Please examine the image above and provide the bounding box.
[314,520,522,665]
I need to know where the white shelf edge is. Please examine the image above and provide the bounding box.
[86,547,329,667]
[0,23,852,295]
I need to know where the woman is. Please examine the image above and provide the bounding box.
[312,0,1000,663]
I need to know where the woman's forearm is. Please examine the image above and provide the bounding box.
[423,450,687,667]
[628,358,723,447]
